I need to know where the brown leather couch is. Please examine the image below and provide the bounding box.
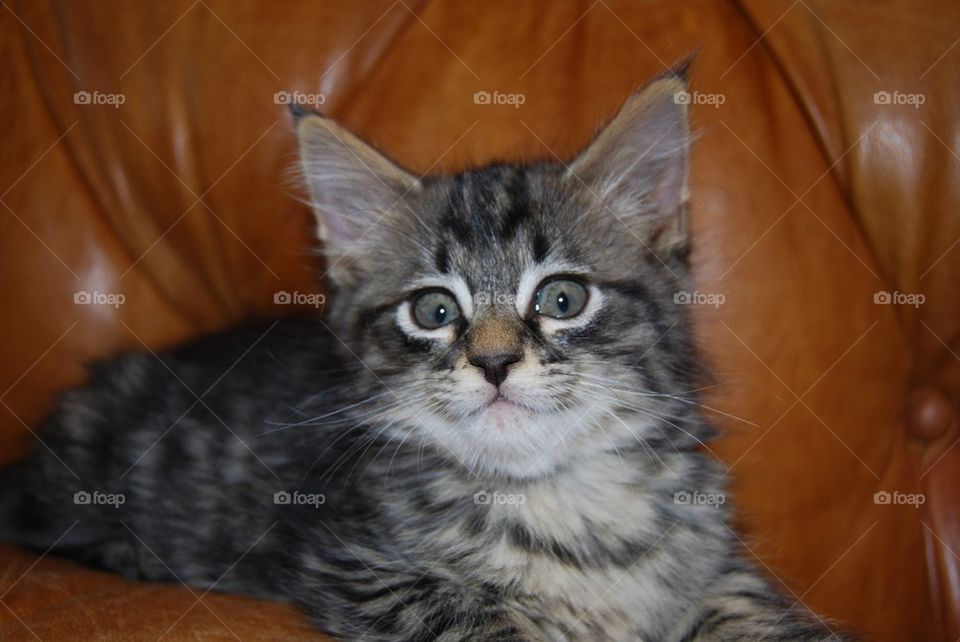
[1,1,957,639]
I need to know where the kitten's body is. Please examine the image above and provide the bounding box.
[2,71,848,640]
[2,317,827,641]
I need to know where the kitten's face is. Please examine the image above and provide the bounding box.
[296,73,699,479]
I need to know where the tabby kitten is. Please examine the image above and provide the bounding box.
[1,69,849,641]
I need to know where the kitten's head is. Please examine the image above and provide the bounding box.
[295,70,703,480]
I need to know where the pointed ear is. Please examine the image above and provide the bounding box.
[294,110,420,283]
[567,68,691,255]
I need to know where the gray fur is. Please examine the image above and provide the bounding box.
[1,71,851,641]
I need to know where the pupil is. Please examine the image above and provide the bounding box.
[557,292,568,313]
[435,305,447,324]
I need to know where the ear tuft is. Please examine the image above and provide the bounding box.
[661,53,696,83]
[295,115,419,284]
[567,67,692,256]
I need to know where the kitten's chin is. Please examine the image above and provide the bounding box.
[462,405,574,480]
[477,397,532,427]
[410,391,587,480]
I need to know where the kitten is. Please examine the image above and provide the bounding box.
[0,68,851,641]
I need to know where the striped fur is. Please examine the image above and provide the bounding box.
[1,71,852,640]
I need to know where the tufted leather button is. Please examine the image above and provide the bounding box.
[906,387,954,441]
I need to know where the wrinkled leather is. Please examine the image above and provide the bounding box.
[1,1,957,640]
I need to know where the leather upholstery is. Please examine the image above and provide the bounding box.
[1,1,957,639]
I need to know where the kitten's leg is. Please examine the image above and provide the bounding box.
[314,601,536,642]
[295,564,538,642]
[676,566,853,641]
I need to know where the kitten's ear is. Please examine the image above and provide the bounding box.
[567,66,691,255]
[293,108,420,282]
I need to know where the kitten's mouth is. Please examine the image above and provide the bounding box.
[474,391,533,416]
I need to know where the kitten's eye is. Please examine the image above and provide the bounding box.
[534,279,588,319]
[412,290,461,329]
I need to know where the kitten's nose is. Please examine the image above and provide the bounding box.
[468,351,522,387]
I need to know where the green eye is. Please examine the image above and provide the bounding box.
[534,278,588,319]
[412,290,461,329]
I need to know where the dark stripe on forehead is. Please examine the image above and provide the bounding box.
[467,171,499,243]
[498,169,530,241]
[434,244,449,273]
[440,175,473,244]
[532,230,550,262]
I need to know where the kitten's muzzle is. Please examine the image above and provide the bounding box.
[465,316,524,387]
